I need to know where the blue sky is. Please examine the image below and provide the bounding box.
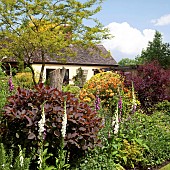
[82,0,170,62]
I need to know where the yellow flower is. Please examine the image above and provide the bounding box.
[110,93,114,97]
[84,97,91,102]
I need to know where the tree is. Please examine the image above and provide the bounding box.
[0,0,110,84]
[136,31,170,69]
[118,58,137,66]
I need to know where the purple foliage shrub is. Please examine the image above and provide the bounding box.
[124,61,170,113]
[0,83,103,165]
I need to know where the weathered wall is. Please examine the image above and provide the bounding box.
[32,64,111,84]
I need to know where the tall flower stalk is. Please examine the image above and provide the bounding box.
[118,95,122,121]
[95,95,100,110]
[95,89,100,110]
[8,64,14,92]
[112,103,119,134]
[131,81,137,114]
[56,96,70,170]
[37,101,46,169]
[61,96,67,138]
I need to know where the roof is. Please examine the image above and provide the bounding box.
[4,45,117,66]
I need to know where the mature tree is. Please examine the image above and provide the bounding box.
[0,0,110,84]
[118,58,137,66]
[136,31,170,69]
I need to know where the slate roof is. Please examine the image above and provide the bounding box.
[4,45,117,66]
[45,45,117,66]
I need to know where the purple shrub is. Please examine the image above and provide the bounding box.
[124,61,170,113]
[0,83,103,166]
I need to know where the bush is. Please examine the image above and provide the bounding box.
[124,61,170,114]
[74,146,120,170]
[62,84,80,97]
[0,76,9,112]
[154,100,170,115]
[107,137,147,170]
[94,108,147,170]
[79,71,133,117]
[14,72,34,89]
[119,111,170,168]
[0,83,103,167]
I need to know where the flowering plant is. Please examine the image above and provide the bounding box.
[79,71,132,116]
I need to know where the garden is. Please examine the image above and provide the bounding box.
[0,60,170,170]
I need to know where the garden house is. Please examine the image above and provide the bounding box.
[3,45,118,84]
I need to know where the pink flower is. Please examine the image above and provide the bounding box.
[8,76,14,92]
[95,95,100,110]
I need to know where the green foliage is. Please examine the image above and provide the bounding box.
[62,84,80,96]
[118,58,137,66]
[0,64,5,76]
[0,64,16,121]
[80,71,133,117]
[120,111,170,168]
[97,108,147,169]
[0,73,15,114]
[0,143,31,170]
[114,138,147,169]
[0,83,103,167]
[75,147,121,170]
[90,105,170,169]
[137,31,170,69]
[154,100,170,115]
[14,72,34,89]
[0,76,8,112]
[0,0,110,84]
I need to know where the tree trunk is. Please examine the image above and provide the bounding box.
[49,67,66,91]
[39,51,46,84]
[28,64,37,85]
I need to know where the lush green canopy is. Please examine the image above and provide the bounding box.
[136,31,170,69]
[0,0,110,84]
[118,58,137,66]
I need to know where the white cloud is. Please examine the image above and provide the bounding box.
[151,14,170,26]
[102,22,155,61]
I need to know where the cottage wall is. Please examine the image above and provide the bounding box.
[32,64,110,84]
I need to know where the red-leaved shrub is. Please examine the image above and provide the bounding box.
[124,61,170,113]
[0,83,103,166]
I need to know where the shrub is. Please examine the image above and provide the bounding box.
[0,75,16,115]
[120,111,170,168]
[14,72,34,89]
[124,61,170,114]
[79,71,133,116]
[154,100,170,116]
[75,146,120,170]
[62,84,80,97]
[0,83,103,167]
[96,108,147,170]
[0,76,9,112]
